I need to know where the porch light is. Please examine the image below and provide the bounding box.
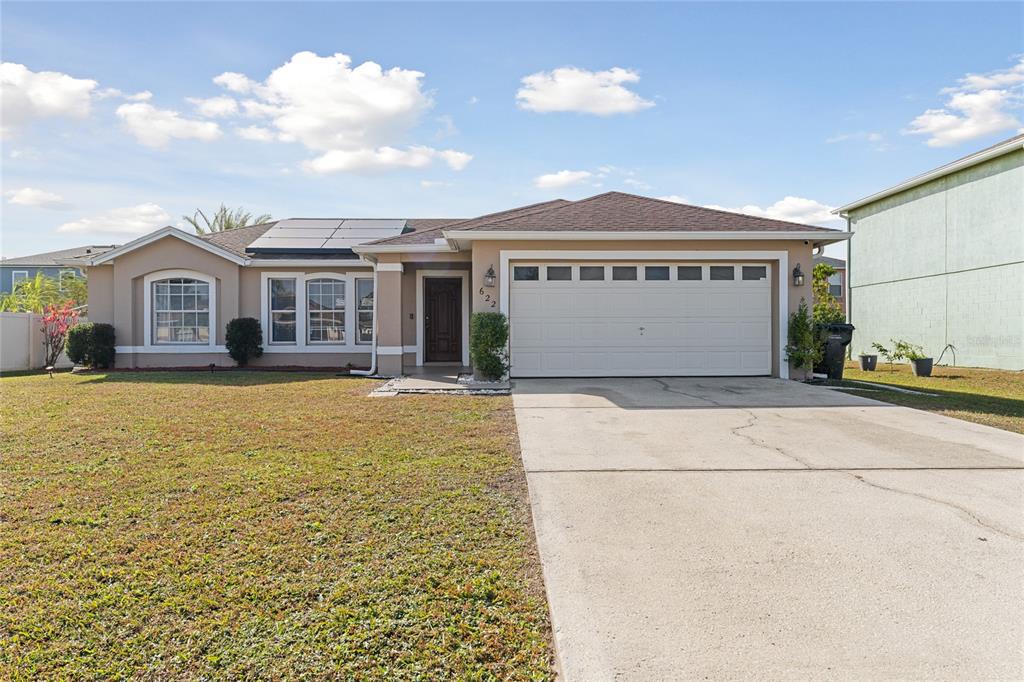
[792,264,805,287]
[483,266,496,288]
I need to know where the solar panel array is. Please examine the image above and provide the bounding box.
[246,219,408,254]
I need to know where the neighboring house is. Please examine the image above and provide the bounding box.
[813,254,846,315]
[0,245,118,293]
[836,134,1024,370]
[82,192,848,378]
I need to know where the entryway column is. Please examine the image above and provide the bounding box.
[374,260,404,376]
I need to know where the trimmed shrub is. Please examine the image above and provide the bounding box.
[784,299,821,373]
[226,317,263,367]
[470,312,509,380]
[65,322,116,368]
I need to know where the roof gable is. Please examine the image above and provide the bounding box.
[88,227,249,265]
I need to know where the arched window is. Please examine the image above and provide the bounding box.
[152,277,210,344]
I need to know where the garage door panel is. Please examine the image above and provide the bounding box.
[510,262,772,377]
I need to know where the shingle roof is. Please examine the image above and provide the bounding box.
[198,222,277,256]
[447,192,838,233]
[366,200,571,246]
[813,255,846,268]
[1,244,119,266]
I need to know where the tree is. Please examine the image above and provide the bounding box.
[183,205,273,234]
[812,262,845,325]
[785,299,822,373]
[0,273,87,313]
[41,302,80,368]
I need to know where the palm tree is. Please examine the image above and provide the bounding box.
[183,205,273,234]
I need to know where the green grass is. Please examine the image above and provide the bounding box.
[0,371,553,680]
[834,363,1024,434]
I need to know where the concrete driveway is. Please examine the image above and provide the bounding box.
[513,377,1024,680]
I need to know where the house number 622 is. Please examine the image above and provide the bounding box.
[478,288,496,307]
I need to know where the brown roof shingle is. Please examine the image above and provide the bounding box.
[367,199,571,246]
[448,192,838,233]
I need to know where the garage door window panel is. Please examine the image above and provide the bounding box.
[644,266,670,281]
[546,266,572,281]
[612,266,637,281]
[579,266,605,281]
[678,266,703,281]
[742,266,768,281]
[710,266,735,281]
[513,266,539,281]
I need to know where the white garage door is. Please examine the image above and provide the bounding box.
[509,262,772,377]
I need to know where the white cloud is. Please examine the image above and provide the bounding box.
[1,62,97,137]
[212,51,471,173]
[905,57,1024,147]
[57,203,171,235]
[236,125,275,142]
[115,102,222,148]
[187,95,238,117]
[5,187,68,209]
[534,169,593,189]
[97,88,152,101]
[658,195,690,204]
[517,66,654,115]
[303,145,472,174]
[704,196,841,228]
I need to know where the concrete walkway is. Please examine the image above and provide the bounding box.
[513,377,1024,680]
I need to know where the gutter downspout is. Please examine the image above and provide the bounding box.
[350,266,379,377]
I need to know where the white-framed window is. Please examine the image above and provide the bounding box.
[828,272,842,298]
[11,271,29,288]
[269,278,298,344]
[307,278,345,344]
[59,269,77,292]
[355,278,374,344]
[152,277,211,345]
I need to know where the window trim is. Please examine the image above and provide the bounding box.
[143,269,218,352]
[354,277,374,345]
[259,271,373,354]
[11,270,29,288]
[305,277,347,345]
[59,269,77,292]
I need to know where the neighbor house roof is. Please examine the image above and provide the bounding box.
[835,133,1024,214]
[1,244,119,267]
[813,255,846,268]
[444,191,839,234]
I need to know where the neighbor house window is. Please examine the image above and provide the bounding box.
[11,271,28,288]
[828,273,842,298]
[153,278,210,344]
[269,278,298,343]
[355,278,374,344]
[306,278,345,344]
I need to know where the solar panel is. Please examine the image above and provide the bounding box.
[246,218,409,254]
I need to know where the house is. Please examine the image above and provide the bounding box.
[812,254,846,315]
[0,245,118,293]
[82,192,849,378]
[836,134,1023,370]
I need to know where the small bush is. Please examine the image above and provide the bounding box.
[785,299,821,372]
[226,317,263,367]
[65,322,116,368]
[470,312,509,380]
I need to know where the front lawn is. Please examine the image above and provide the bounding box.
[835,363,1024,434]
[0,372,552,680]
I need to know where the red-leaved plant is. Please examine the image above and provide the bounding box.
[41,302,80,368]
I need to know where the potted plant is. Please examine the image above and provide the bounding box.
[858,352,878,371]
[894,340,932,377]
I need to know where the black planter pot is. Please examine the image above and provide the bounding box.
[858,354,878,371]
[910,358,933,377]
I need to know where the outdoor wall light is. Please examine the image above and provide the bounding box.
[792,264,805,287]
[483,266,496,288]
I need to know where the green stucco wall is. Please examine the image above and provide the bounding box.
[848,148,1024,369]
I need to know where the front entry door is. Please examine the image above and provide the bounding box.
[424,277,462,363]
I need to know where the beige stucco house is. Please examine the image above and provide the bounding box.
[84,192,849,378]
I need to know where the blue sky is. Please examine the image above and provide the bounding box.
[2,1,1022,258]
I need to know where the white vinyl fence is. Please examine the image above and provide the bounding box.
[0,312,75,372]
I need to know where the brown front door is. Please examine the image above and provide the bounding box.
[424,277,462,363]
